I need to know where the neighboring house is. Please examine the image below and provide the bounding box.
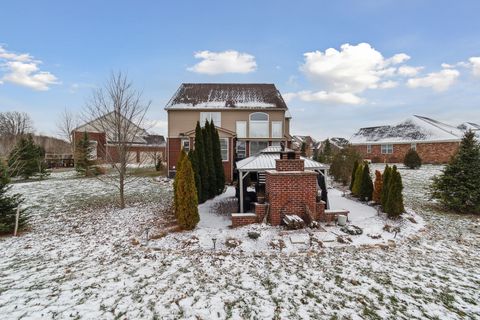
[72,112,166,165]
[292,135,316,157]
[314,137,349,155]
[350,115,464,164]
[458,122,480,138]
[165,83,293,181]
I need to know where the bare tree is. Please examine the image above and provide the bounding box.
[0,111,34,136]
[56,107,77,153]
[84,72,151,208]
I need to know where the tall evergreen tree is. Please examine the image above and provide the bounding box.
[173,150,186,213]
[349,160,359,191]
[211,121,225,195]
[381,165,392,209]
[188,149,202,202]
[174,153,200,230]
[323,139,333,163]
[351,163,364,197]
[195,121,209,203]
[431,131,480,213]
[203,120,217,199]
[385,166,405,218]
[0,160,28,234]
[373,170,383,204]
[75,131,94,176]
[8,134,46,180]
[359,163,374,201]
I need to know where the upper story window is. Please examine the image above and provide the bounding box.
[271,121,283,138]
[236,121,247,138]
[367,145,372,153]
[249,112,269,138]
[381,144,393,154]
[200,112,221,127]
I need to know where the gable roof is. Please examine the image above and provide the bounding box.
[165,83,288,110]
[350,115,464,144]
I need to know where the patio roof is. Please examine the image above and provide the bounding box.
[236,146,329,172]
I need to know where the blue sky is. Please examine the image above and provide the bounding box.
[1,0,480,139]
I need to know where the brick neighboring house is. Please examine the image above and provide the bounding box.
[350,115,465,164]
[73,112,166,165]
[165,83,293,182]
[292,135,316,157]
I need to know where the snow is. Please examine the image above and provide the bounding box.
[350,115,464,144]
[166,101,278,109]
[1,166,479,319]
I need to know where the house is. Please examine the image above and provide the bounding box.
[73,112,166,165]
[165,83,293,181]
[350,115,464,164]
[292,135,316,157]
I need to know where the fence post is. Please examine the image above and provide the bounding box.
[14,206,20,236]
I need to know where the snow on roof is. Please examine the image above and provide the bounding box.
[236,146,328,172]
[165,83,288,110]
[458,122,480,137]
[350,115,464,144]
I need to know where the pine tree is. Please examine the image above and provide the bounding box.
[0,162,28,234]
[381,165,392,210]
[349,160,359,191]
[359,163,374,201]
[203,120,217,199]
[174,153,199,230]
[373,170,383,204]
[188,149,202,202]
[431,130,480,213]
[173,150,186,213]
[8,134,46,180]
[195,121,209,203]
[351,163,364,197]
[323,139,333,163]
[385,166,405,218]
[75,131,94,176]
[211,121,225,195]
[404,149,422,169]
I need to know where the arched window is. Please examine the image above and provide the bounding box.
[249,112,269,138]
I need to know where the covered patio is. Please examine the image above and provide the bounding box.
[235,146,329,214]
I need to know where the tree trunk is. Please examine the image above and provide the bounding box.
[119,170,125,209]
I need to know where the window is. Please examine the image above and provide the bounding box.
[411,143,417,151]
[236,121,247,138]
[272,121,283,138]
[236,140,246,159]
[381,144,393,154]
[249,112,269,138]
[250,141,268,155]
[271,141,281,147]
[200,112,221,127]
[181,139,190,153]
[88,141,98,160]
[220,138,228,161]
[367,145,372,153]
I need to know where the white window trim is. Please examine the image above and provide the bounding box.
[411,143,417,151]
[367,145,372,153]
[220,138,229,162]
[271,121,283,138]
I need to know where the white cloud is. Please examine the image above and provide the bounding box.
[300,43,407,94]
[187,50,257,75]
[297,90,365,105]
[407,68,459,92]
[398,65,423,77]
[378,80,398,89]
[0,45,59,91]
[469,57,480,76]
[282,92,297,103]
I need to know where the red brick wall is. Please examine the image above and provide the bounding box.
[266,168,318,226]
[231,213,257,227]
[275,159,305,172]
[354,141,460,164]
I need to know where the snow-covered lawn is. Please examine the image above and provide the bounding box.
[1,166,479,319]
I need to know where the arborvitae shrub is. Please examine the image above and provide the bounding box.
[174,154,199,230]
[173,150,186,213]
[351,163,364,197]
[203,120,216,199]
[359,163,374,201]
[195,121,209,203]
[211,121,225,195]
[373,170,383,204]
[349,160,359,191]
[188,149,202,202]
[385,166,405,218]
[381,165,392,209]
[431,131,480,213]
[404,149,422,169]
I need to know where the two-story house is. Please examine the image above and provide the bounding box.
[165,83,292,182]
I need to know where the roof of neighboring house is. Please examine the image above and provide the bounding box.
[74,111,164,146]
[350,115,464,144]
[236,146,328,172]
[458,122,480,135]
[165,83,288,110]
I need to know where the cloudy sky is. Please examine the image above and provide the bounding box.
[1,0,479,139]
